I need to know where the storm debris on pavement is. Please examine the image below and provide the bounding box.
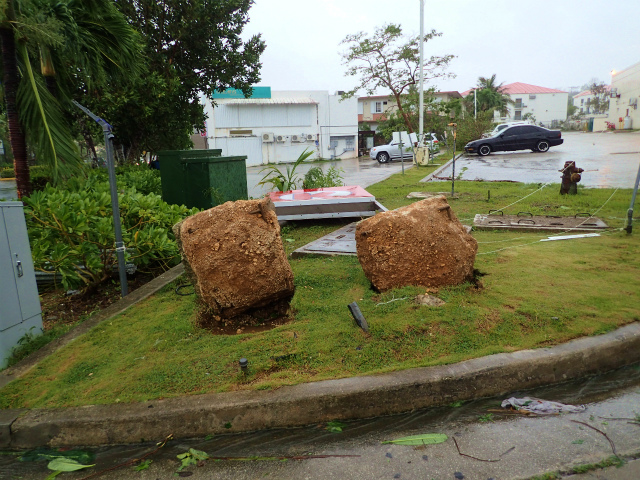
[355,196,477,292]
[501,397,586,415]
[173,198,295,329]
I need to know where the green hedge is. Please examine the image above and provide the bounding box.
[24,174,197,290]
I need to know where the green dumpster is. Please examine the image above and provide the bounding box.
[158,149,248,210]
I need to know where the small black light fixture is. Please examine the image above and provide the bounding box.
[239,358,248,373]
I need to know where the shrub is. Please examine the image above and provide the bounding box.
[302,166,344,189]
[0,166,14,178]
[88,165,163,196]
[29,165,53,192]
[24,177,197,290]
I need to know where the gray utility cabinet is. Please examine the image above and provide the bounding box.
[0,202,43,369]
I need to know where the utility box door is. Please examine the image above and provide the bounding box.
[2,205,41,320]
[0,211,22,329]
[0,202,43,368]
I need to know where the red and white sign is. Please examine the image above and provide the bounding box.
[269,185,373,204]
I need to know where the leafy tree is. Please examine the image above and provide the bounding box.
[453,111,494,147]
[586,81,609,114]
[567,97,578,118]
[84,0,266,162]
[340,23,454,133]
[0,0,142,198]
[376,86,452,141]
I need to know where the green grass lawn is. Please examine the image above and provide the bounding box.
[1,165,639,409]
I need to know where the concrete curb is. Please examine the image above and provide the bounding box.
[419,153,464,183]
[0,264,185,390]
[4,322,640,449]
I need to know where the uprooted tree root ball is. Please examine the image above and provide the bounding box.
[195,298,295,335]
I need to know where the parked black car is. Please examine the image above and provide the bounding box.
[464,125,563,156]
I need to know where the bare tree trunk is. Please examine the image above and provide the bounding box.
[0,27,31,198]
[393,92,414,134]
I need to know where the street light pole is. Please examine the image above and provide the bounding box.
[72,101,128,297]
[474,88,477,119]
[418,0,425,147]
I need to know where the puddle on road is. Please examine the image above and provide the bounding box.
[3,363,640,479]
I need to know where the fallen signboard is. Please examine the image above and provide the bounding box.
[269,186,387,221]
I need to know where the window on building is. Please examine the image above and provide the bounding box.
[529,95,536,100]
[514,110,522,120]
[374,102,382,113]
[515,98,523,108]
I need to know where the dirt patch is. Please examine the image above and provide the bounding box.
[196,299,295,335]
[39,272,156,331]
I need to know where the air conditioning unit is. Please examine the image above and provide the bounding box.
[262,133,274,143]
[306,134,317,142]
[291,135,300,143]
[276,135,285,143]
[628,97,637,107]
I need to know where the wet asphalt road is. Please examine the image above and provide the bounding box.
[433,131,640,188]
[2,364,640,480]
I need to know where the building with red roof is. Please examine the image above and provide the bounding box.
[463,82,569,127]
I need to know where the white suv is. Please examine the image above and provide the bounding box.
[369,133,440,164]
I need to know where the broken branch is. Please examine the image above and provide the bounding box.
[570,420,618,456]
[452,437,506,462]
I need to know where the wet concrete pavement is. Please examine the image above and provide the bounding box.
[0,179,17,201]
[3,364,639,480]
[432,132,640,188]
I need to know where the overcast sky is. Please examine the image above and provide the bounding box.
[243,0,640,95]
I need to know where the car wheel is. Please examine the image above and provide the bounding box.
[478,144,491,156]
[377,152,390,163]
[536,141,550,153]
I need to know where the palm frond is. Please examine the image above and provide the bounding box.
[16,42,83,183]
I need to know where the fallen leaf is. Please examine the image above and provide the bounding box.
[382,434,448,446]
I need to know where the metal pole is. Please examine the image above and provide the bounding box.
[448,123,457,196]
[626,160,640,234]
[451,135,456,196]
[72,101,128,297]
[474,89,477,119]
[418,0,424,147]
[399,133,405,175]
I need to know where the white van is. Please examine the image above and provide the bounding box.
[485,121,529,138]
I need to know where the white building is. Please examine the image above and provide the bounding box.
[572,87,610,115]
[464,82,568,127]
[608,61,640,130]
[201,89,358,166]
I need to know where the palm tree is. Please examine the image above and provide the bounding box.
[466,74,514,117]
[0,0,141,198]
